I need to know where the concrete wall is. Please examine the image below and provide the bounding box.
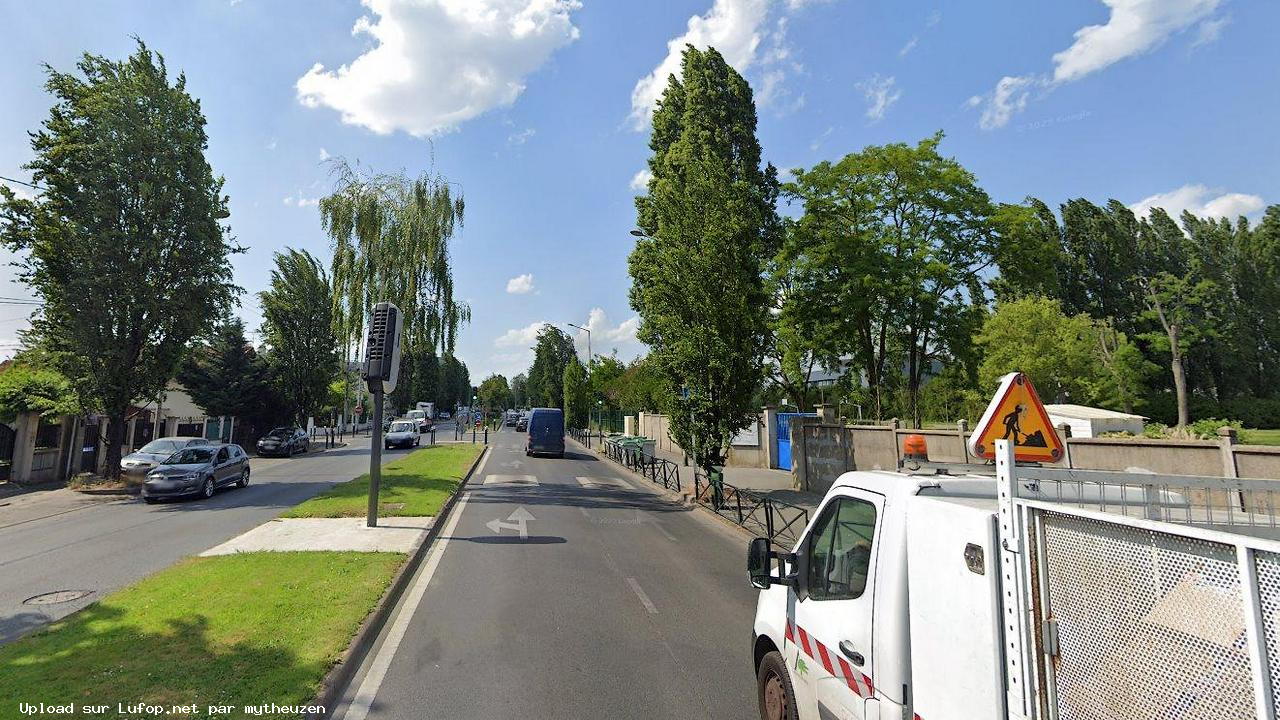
[636,411,769,467]
[791,420,1280,498]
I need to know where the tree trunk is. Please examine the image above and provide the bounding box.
[103,409,127,480]
[1170,323,1189,428]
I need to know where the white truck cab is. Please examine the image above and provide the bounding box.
[748,439,1280,720]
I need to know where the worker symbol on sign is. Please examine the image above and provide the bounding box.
[1000,403,1048,448]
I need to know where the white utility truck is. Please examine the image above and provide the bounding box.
[748,380,1280,720]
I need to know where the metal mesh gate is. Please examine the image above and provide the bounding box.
[1040,511,1257,720]
[1257,551,1280,697]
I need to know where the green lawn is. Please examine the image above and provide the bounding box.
[284,444,481,518]
[1244,428,1280,445]
[0,552,403,719]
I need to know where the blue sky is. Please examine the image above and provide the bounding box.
[1,0,1275,381]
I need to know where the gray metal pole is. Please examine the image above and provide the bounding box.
[367,388,384,527]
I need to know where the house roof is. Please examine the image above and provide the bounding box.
[1044,403,1146,421]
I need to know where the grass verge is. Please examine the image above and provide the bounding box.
[284,444,482,518]
[1244,428,1280,445]
[0,552,403,719]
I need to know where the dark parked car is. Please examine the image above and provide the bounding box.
[515,411,530,432]
[256,427,309,457]
[142,444,250,502]
[526,408,565,458]
[505,411,519,427]
[120,436,210,478]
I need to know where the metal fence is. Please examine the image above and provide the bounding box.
[693,469,810,545]
[599,437,681,492]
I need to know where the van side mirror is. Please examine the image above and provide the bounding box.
[748,537,772,588]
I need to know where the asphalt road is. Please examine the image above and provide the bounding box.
[0,431,420,645]
[335,424,759,720]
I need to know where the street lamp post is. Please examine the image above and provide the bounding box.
[566,321,591,363]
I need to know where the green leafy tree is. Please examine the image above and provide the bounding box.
[615,356,666,412]
[562,357,589,428]
[178,319,288,438]
[782,133,995,425]
[526,325,576,408]
[630,45,780,472]
[259,249,339,424]
[437,354,470,410]
[0,42,239,477]
[974,296,1153,412]
[0,363,81,423]
[586,354,626,410]
[477,373,512,412]
[990,198,1064,302]
[510,373,528,408]
[321,160,468,359]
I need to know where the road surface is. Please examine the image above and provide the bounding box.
[0,432,422,644]
[335,424,759,720]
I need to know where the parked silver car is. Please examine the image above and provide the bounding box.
[142,444,250,502]
[120,436,211,477]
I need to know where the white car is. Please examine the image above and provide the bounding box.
[384,420,421,450]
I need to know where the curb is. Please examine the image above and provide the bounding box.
[309,444,489,719]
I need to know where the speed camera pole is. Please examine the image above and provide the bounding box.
[363,302,403,528]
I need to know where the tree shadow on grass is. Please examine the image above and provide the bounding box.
[0,604,328,719]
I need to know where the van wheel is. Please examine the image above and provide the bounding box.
[757,650,798,720]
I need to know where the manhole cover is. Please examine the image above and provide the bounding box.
[23,590,93,605]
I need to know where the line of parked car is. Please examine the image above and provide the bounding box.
[118,425,313,504]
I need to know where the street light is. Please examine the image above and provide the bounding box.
[629,229,647,237]
[566,322,591,362]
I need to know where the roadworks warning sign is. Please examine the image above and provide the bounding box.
[967,372,1065,463]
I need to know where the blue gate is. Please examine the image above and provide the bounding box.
[776,412,817,470]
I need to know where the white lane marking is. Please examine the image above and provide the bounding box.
[482,474,538,485]
[626,577,659,615]
[339,492,471,720]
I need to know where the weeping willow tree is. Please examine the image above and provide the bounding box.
[319,159,469,414]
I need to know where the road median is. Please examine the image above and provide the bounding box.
[0,443,486,720]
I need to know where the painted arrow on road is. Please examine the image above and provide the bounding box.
[485,507,535,539]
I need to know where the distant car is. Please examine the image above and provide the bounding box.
[515,412,530,432]
[142,444,250,502]
[121,436,211,477]
[404,409,432,433]
[438,411,450,420]
[526,408,565,458]
[505,411,518,427]
[384,420,421,450]
[255,427,309,457]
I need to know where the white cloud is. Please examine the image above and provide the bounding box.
[297,0,582,137]
[629,168,653,192]
[898,36,918,57]
[282,193,320,207]
[1130,184,1265,222]
[898,10,940,57]
[265,138,277,151]
[975,0,1223,129]
[494,320,547,348]
[979,74,1034,130]
[571,308,643,360]
[506,273,535,294]
[629,0,816,128]
[319,147,330,161]
[809,125,833,151]
[1052,0,1221,83]
[507,127,536,145]
[857,75,900,122]
[1192,15,1229,47]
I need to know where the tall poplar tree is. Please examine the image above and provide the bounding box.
[0,42,238,477]
[629,45,780,472]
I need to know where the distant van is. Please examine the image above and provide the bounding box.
[525,408,565,458]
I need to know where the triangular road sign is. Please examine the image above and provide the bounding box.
[968,372,1065,463]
